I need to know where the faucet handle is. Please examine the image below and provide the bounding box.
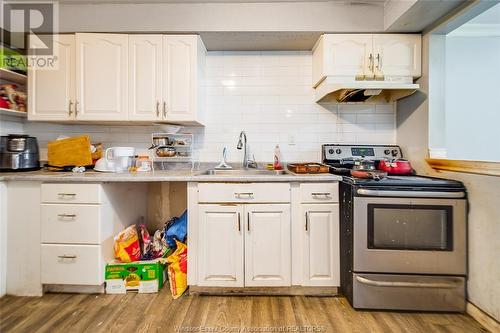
[248,154,258,168]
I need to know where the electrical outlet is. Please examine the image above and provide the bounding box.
[288,134,296,146]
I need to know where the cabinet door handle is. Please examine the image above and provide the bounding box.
[74,100,79,116]
[368,53,374,72]
[237,212,241,231]
[305,212,309,231]
[68,100,73,116]
[376,53,381,70]
[163,101,167,118]
[247,212,250,231]
[156,101,160,117]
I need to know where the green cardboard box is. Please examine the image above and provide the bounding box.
[105,259,167,294]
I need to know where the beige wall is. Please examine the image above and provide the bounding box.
[396,34,500,321]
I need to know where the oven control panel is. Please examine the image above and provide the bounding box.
[323,144,402,161]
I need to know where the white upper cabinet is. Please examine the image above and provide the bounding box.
[313,34,372,86]
[28,33,204,124]
[373,34,421,79]
[301,204,340,286]
[163,36,204,124]
[75,33,128,121]
[197,205,244,287]
[128,35,163,121]
[245,204,291,287]
[312,34,422,87]
[28,35,75,121]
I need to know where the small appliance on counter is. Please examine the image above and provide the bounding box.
[322,144,467,312]
[0,134,40,171]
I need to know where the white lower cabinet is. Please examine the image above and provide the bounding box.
[197,205,244,287]
[192,182,340,290]
[39,183,147,287]
[197,203,291,287]
[301,204,340,286]
[245,204,291,287]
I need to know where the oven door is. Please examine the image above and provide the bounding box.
[353,196,466,275]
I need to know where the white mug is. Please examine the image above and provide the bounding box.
[105,147,135,172]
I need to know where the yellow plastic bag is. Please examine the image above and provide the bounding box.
[166,240,187,299]
[114,225,141,263]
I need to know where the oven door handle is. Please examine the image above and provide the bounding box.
[355,275,462,289]
[356,189,465,198]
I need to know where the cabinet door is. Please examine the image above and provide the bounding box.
[302,204,339,286]
[75,33,128,120]
[245,204,291,287]
[128,35,163,121]
[323,34,372,78]
[197,205,244,287]
[373,34,421,78]
[162,36,197,122]
[28,35,75,121]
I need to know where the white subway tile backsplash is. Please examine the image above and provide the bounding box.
[21,51,396,163]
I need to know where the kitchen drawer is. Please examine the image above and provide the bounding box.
[198,183,290,203]
[41,244,105,285]
[300,183,339,203]
[41,204,109,244]
[41,183,104,204]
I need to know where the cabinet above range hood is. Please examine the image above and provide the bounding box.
[312,34,422,103]
[314,77,419,103]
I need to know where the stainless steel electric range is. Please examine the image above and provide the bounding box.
[322,144,467,312]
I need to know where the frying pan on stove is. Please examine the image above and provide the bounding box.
[350,169,388,181]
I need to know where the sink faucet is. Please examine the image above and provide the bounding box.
[237,131,257,169]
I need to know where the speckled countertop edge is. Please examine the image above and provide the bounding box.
[0,170,342,182]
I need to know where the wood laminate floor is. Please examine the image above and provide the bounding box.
[0,288,489,333]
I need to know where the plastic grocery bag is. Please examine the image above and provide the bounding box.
[166,240,188,299]
[165,210,187,249]
[114,225,141,262]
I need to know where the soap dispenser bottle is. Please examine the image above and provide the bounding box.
[273,144,283,170]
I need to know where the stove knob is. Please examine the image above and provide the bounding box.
[328,149,334,154]
[384,149,391,155]
[336,148,342,154]
[391,149,399,157]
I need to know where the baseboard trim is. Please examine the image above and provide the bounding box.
[466,302,500,333]
[43,284,105,294]
[189,286,339,296]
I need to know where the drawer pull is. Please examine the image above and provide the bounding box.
[57,193,77,198]
[57,214,77,219]
[311,192,332,199]
[57,255,77,261]
[235,192,254,199]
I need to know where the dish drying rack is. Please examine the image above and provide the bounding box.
[150,133,194,170]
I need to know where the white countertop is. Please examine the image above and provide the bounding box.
[0,169,342,183]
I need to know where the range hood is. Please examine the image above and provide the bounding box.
[315,77,419,103]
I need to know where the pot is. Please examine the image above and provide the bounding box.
[149,136,173,149]
[156,146,176,157]
[378,159,413,175]
[351,169,387,181]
